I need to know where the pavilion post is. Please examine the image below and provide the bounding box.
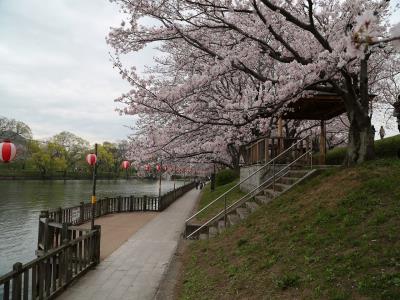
[278,117,284,154]
[319,120,326,165]
[265,138,270,162]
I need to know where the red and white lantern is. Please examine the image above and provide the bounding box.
[156,164,161,172]
[0,140,16,163]
[145,164,151,172]
[122,160,130,169]
[86,153,97,166]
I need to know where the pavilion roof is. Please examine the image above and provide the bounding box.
[282,92,347,121]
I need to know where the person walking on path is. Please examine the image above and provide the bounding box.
[379,126,385,140]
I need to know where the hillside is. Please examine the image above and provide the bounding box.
[178,158,400,299]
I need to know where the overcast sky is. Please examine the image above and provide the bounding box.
[0,1,400,144]
[0,0,157,143]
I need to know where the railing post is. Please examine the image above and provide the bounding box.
[57,207,62,223]
[118,196,122,213]
[43,218,50,253]
[62,238,72,283]
[104,197,109,214]
[93,225,101,265]
[273,161,276,192]
[37,210,49,255]
[12,262,22,300]
[224,195,227,228]
[80,202,85,223]
[61,223,69,242]
[158,195,163,211]
[143,195,147,211]
[129,196,134,212]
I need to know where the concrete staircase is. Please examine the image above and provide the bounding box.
[194,167,315,240]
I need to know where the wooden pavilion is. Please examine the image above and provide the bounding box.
[243,92,347,165]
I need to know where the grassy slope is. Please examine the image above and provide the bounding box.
[179,159,400,300]
[325,135,400,165]
[195,181,245,222]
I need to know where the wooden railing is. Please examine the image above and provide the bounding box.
[44,182,196,227]
[243,137,310,165]
[0,227,100,300]
[159,182,196,210]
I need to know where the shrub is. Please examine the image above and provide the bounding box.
[216,169,239,186]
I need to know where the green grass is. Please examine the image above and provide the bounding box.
[324,134,400,165]
[195,180,246,222]
[179,159,400,299]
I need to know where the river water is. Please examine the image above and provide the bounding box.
[0,179,184,276]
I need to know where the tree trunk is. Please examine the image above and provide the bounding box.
[227,143,240,171]
[343,57,375,165]
[345,109,375,165]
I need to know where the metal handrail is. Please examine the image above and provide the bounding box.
[185,135,310,224]
[187,150,312,239]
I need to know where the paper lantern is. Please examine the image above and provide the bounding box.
[0,140,16,163]
[86,153,97,166]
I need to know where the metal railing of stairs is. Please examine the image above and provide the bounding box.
[185,136,313,239]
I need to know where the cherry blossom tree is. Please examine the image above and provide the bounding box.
[109,0,400,165]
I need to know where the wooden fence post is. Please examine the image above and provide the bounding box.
[116,196,121,213]
[62,239,72,283]
[93,225,101,265]
[61,223,69,242]
[143,195,147,211]
[129,196,134,212]
[159,195,163,211]
[43,218,50,253]
[56,207,62,223]
[104,197,109,214]
[11,262,22,300]
[79,202,84,223]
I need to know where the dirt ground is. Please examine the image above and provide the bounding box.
[79,212,158,260]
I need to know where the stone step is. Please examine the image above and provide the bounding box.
[274,183,291,192]
[245,201,259,213]
[218,220,226,232]
[288,170,308,178]
[264,189,280,198]
[255,195,272,205]
[228,214,240,226]
[209,226,219,238]
[199,233,208,240]
[278,177,299,184]
[236,207,250,220]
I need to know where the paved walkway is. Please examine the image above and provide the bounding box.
[59,188,200,300]
[78,212,158,260]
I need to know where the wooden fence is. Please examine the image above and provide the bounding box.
[45,181,196,226]
[0,226,100,300]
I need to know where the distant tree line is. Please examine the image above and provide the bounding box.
[0,116,134,179]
